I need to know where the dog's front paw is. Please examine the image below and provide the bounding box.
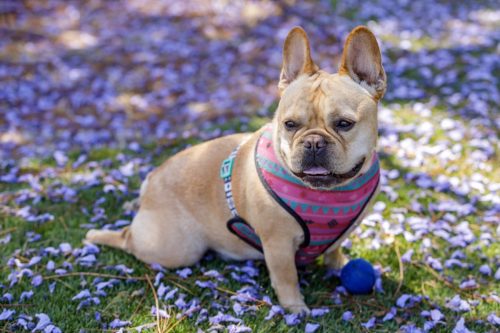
[283,302,310,315]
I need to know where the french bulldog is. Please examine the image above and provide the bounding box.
[86,25,386,314]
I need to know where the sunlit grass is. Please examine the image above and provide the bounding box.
[1,100,498,331]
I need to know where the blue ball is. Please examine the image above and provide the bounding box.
[340,258,376,294]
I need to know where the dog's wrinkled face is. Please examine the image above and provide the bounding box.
[273,26,387,189]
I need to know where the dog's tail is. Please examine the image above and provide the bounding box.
[85,227,131,252]
[85,173,151,252]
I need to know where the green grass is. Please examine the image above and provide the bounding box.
[1,105,499,332]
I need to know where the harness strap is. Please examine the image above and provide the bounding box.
[220,145,242,217]
[220,129,380,266]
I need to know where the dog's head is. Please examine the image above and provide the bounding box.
[273,26,386,189]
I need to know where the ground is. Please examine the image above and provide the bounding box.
[0,0,499,332]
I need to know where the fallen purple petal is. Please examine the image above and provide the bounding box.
[478,264,491,276]
[72,289,91,301]
[176,267,193,279]
[0,309,15,321]
[227,324,252,333]
[20,290,34,302]
[311,308,329,318]
[305,323,321,333]
[487,312,500,326]
[430,309,444,322]
[264,305,284,321]
[383,307,397,322]
[209,312,242,325]
[109,319,131,329]
[446,295,471,312]
[342,311,353,321]
[452,317,473,333]
[32,313,51,332]
[284,313,301,326]
[361,317,376,329]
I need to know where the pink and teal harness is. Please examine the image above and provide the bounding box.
[220,125,380,265]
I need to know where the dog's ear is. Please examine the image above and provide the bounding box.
[339,26,386,100]
[278,27,318,94]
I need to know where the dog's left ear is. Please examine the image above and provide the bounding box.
[339,26,386,100]
[278,27,318,94]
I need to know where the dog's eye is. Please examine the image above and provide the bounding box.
[335,119,355,131]
[284,120,298,130]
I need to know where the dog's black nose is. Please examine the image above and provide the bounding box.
[303,135,327,153]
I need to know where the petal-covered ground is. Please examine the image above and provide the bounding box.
[0,0,499,332]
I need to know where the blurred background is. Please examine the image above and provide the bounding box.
[0,0,498,161]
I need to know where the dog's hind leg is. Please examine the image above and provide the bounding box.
[324,246,347,269]
[85,227,132,253]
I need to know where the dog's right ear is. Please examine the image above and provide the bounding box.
[278,27,318,94]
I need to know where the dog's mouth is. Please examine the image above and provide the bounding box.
[294,157,365,187]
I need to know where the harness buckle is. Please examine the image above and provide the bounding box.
[220,157,234,179]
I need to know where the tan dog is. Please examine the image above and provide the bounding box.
[86,26,386,314]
